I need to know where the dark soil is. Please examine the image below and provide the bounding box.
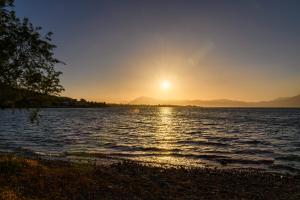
[0,154,299,200]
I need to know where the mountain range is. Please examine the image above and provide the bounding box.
[129,94,300,107]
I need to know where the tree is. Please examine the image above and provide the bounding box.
[0,0,64,96]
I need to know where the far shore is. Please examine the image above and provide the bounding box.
[0,153,299,200]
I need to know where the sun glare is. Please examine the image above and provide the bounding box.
[161,80,171,90]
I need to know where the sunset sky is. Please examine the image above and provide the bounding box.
[15,0,300,103]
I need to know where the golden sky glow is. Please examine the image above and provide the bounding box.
[18,1,300,103]
[61,41,300,103]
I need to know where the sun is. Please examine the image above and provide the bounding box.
[161,80,171,90]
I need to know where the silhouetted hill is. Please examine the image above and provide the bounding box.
[129,95,300,107]
[0,84,106,108]
[255,95,300,107]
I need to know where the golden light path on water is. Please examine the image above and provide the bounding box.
[138,107,207,167]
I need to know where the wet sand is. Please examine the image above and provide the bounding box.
[0,154,299,200]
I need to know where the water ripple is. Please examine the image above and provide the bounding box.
[0,107,300,174]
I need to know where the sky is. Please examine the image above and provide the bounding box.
[15,0,300,103]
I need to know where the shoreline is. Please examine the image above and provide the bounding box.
[6,148,300,175]
[0,154,299,199]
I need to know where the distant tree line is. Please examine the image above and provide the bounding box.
[0,84,106,108]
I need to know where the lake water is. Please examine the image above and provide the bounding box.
[0,107,300,174]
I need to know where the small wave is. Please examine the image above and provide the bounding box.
[287,147,300,153]
[108,145,181,152]
[276,155,300,162]
[66,151,230,161]
[291,142,300,148]
[270,164,300,174]
[170,153,229,160]
[176,140,228,147]
[14,147,41,157]
[234,149,274,155]
[238,140,271,145]
[171,153,274,165]
[14,147,61,157]
[109,152,161,157]
[202,136,238,142]
[185,131,202,135]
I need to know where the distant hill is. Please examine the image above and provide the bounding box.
[255,95,300,107]
[129,95,300,107]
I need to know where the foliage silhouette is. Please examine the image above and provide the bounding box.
[0,0,64,96]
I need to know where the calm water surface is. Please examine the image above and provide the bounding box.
[0,107,300,174]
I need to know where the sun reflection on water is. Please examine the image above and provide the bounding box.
[137,106,201,166]
[153,107,177,162]
[157,107,173,139]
